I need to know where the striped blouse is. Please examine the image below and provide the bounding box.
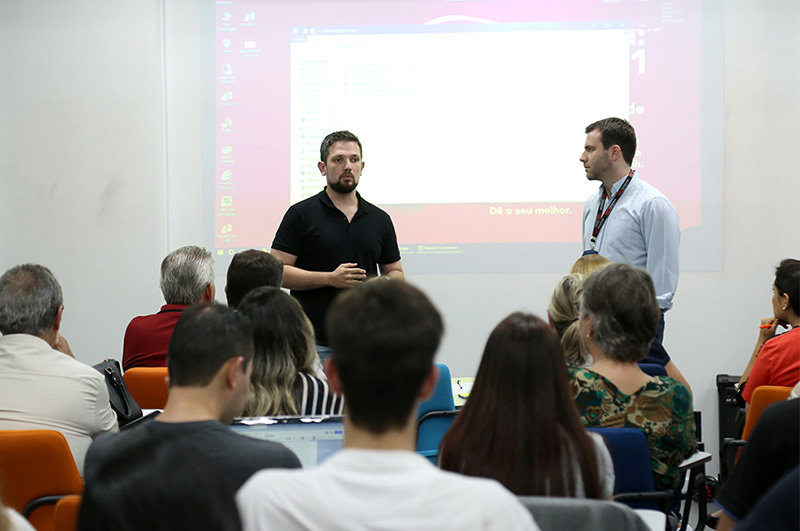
[293,372,345,416]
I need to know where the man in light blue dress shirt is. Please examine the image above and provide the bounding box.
[579,117,680,341]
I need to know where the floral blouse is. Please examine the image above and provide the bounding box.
[568,367,696,490]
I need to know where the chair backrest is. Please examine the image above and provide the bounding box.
[417,363,454,418]
[741,385,793,440]
[123,367,169,409]
[516,496,651,531]
[53,495,82,531]
[638,363,667,377]
[588,427,655,494]
[0,430,84,531]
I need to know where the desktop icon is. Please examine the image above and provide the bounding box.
[221,91,233,102]
[244,12,256,22]
[221,196,233,207]
[222,64,232,75]
[222,117,233,129]
[223,12,232,22]
[221,145,233,155]
[221,170,232,181]
[222,38,231,48]
[244,41,256,49]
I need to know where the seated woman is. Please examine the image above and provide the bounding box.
[739,258,800,404]
[439,312,615,499]
[237,287,344,416]
[569,263,696,491]
[548,273,590,367]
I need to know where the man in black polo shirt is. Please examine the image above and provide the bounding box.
[270,131,404,361]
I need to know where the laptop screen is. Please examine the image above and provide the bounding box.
[231,416,344,468]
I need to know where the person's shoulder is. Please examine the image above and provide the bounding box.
[434,471,537,528]
[646,376,693,412]
[357,194,392,218]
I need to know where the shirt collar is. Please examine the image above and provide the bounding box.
[600,169,638,197]
[319,187,369,214]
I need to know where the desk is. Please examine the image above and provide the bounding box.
[677,451,712,531]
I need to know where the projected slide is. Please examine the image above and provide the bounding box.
[204,0,722,274]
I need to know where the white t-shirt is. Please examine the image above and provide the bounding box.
[237,448,539,531]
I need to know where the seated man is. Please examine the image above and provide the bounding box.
[0,264,118,475]
[225,249,284,310]
[237,282,538,530]
[716,398,799,531]
[123,245,216,370]
[87,303,301,489]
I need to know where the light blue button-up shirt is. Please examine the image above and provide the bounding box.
[582,171,680,310]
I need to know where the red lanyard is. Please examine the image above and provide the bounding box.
[589,170,634,251]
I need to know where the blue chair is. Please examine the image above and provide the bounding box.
[588,427,672,514]
[416,363,457,463]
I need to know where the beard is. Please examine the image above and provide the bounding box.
[328,174,358,194]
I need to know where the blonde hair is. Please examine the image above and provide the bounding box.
[236,288,318,416]
[548,273,588,366]
[570,254,611,275]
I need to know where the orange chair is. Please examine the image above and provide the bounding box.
[123,367,169,409]
[0,430,83,531]
[720,385,793,481]
[53,496,81,531]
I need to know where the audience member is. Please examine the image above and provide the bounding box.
[734,466,799,531]
[122,245,215,370]
[0,264,117,476]
[79,436,242,531]
[237,281,538,530]
[86,303,300,489]
[570,253,611,275]
[439,312,614,499]
[548,273,589,366]
[738,258,800,403]
[567,255,692,394]
[715,398,799,531]
[237,287,342,416]
[225,249,283,310]
[569,263,696,490]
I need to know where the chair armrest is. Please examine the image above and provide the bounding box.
[613,490,673,515]
[22,495,66,518]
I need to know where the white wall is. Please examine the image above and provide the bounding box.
[1,0,798,472]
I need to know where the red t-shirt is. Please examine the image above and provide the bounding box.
[122,304,188,371]
[743,327,800,403]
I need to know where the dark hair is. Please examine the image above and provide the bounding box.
[226,250,284,309]
[237,287,317,416]
[439,313,602,498]
[775,258,800,315]
[167,303,254,387]
[580,263,659,363]
[0,264,63,336]
[77,436,241,531]
[320,130,362,163]
[326,281,443,434]
[585,117,637,166]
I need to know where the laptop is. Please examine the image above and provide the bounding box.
[231,416,345,468]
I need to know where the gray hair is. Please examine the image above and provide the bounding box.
[0,264,63,336]
[579,263,659,363]
[160,246,215,305]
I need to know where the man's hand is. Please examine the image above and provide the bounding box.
[329,263,367,289]
[54,334,75,358]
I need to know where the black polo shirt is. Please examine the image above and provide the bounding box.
[271,188,401,345]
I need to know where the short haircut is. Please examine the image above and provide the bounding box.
[167,303,254,387]
[159,246,215,305]
[226,250,283,309]
[548,273,588,367]
[0,264,63,336]
[775,258,800,315]
[320,130,362,163]
[580,263,659,363]
[585,117,637,166]
[78,435,241,531]
[326,281,443,434]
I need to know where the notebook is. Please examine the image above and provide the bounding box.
[231,415,344,468]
